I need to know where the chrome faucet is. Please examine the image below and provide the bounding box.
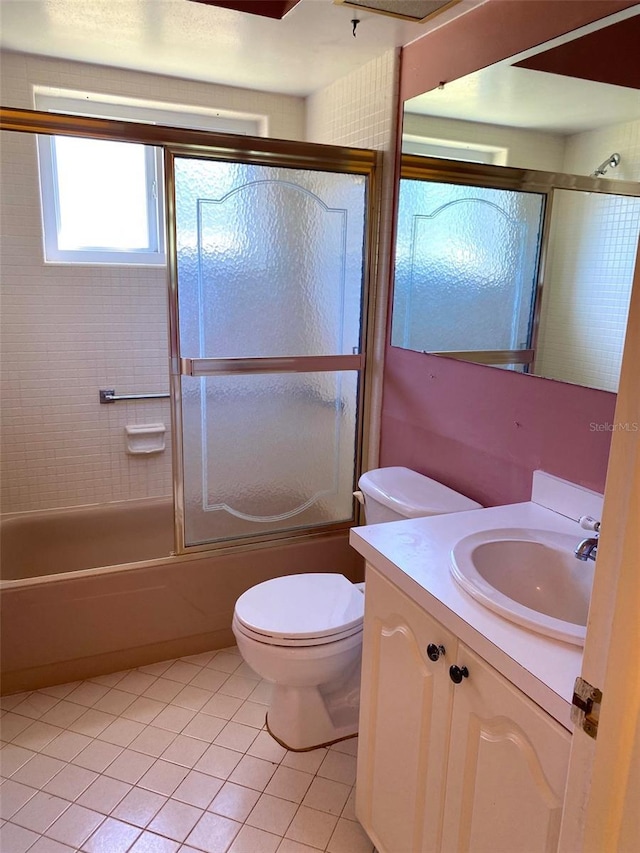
[575,536,599,561]
[575,516,601,561]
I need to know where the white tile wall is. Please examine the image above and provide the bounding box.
[535,119,640,391]
[0,52,305,514]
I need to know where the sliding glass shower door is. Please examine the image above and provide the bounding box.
[168,150,372,549]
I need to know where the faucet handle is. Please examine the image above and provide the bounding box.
[579,516,601,532]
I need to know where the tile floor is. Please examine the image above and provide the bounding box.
[0,647,375,853]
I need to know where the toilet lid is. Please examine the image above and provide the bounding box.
[234,573,364,641]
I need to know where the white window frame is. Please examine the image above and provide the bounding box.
[402,133,508,165]
[35,89,264,266]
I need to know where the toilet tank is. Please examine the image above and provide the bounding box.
[358,466,481,524]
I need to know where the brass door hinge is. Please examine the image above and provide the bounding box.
[571,676,603,739]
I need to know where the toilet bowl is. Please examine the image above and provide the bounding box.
[232,467,482,751]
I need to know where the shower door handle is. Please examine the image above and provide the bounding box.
[179,355,364,377]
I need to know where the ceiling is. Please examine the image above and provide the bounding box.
[0,0,482,97]
[404,7,640,135]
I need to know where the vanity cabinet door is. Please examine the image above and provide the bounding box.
[441,646,571,853]
[356,565,456,853]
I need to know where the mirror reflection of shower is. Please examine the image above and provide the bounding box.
[591,152,621,177]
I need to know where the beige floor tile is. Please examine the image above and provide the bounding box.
[208,781,261,822]
[148,799,203,842]
[11,693,60,720]
[207,653,243,675]
[162,662,202,685]
[121,697,166,725]
[138,661,174,678]
[245,793,297,836]
[185,811,242,853]
[217,676,257,701]
[214,721,259,754]
[189,669,229,693]
[64,683,110,709]
[68,709,117,738]
[316,750,357,786]
[45,803,104,847]
[172,685,214,712]
[302,777,350,816]
[102,748,156,784]
[81,815,142,852]
[172,770,224,809]
[97,717,146,748]
[40,701,87,729]
[129,725,177,757]
[0,780,39,820]
[329,737,358,756]
[285,805,338,850]
[152,706,197,734]
[0,743,37,777]
[138,759,190,796]
[92,690,138,717]
[111,787,167,828]
[42,764,98,800]
[0,821,41,853]
[76,775,132,814]
[341,786,357,821]
[181,652,215,667]
[38,684,80,701]
[116,672,159,697]
[0,713,33,741]
[326,817,374,853]
[264,766,314,804]
[182,712,226,743]
[0,693,31,711]
[21,836,76,853]
[280,749,327,776]
[143,679,184,704]
[71,740,123,773]
[128,829,180,852]
[231,701,268,730]
[11,754,66,789]
[228,755,277,792]
[12,722,65,751]
[228,823,280,853]
[247,731,287,763]
[276,838,319,853]
[194,744,243,780]
[90,672,128,688]
[41,731,92,762]
[161,734,209,768]
[199,694,244,720]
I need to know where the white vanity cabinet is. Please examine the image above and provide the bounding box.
[356,565,571,853]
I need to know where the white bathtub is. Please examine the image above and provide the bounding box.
[0,498,362,694]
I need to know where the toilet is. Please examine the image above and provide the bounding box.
[232,467,482,751]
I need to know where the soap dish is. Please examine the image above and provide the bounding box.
[125,423,166,455]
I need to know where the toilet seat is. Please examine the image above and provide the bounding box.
[233,573,364,648]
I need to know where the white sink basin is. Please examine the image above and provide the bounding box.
[450,528,594,646]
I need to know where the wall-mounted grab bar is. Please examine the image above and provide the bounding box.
[99,389,170,404]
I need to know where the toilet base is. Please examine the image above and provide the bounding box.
[264,659,361,751]
[266,712,357,753]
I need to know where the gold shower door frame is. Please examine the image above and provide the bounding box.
[0,107,379,556]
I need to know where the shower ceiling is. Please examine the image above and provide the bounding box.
[0,0,481,96]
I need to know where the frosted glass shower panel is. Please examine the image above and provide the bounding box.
[392,180,545,354]
[181,372,358,545]
[175,158,367,358]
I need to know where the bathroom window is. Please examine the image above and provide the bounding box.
[35,90,263,265]
[38,135,165,265]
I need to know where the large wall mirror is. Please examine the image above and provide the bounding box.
[394,8,640,392]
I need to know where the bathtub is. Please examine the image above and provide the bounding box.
[0,498,362,694]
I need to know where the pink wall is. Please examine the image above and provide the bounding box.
[383,0,635,506]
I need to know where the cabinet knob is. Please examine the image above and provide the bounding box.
[449,665,469,684]
[427,643,446,662]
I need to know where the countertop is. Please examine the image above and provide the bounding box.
[350,501,587,730]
